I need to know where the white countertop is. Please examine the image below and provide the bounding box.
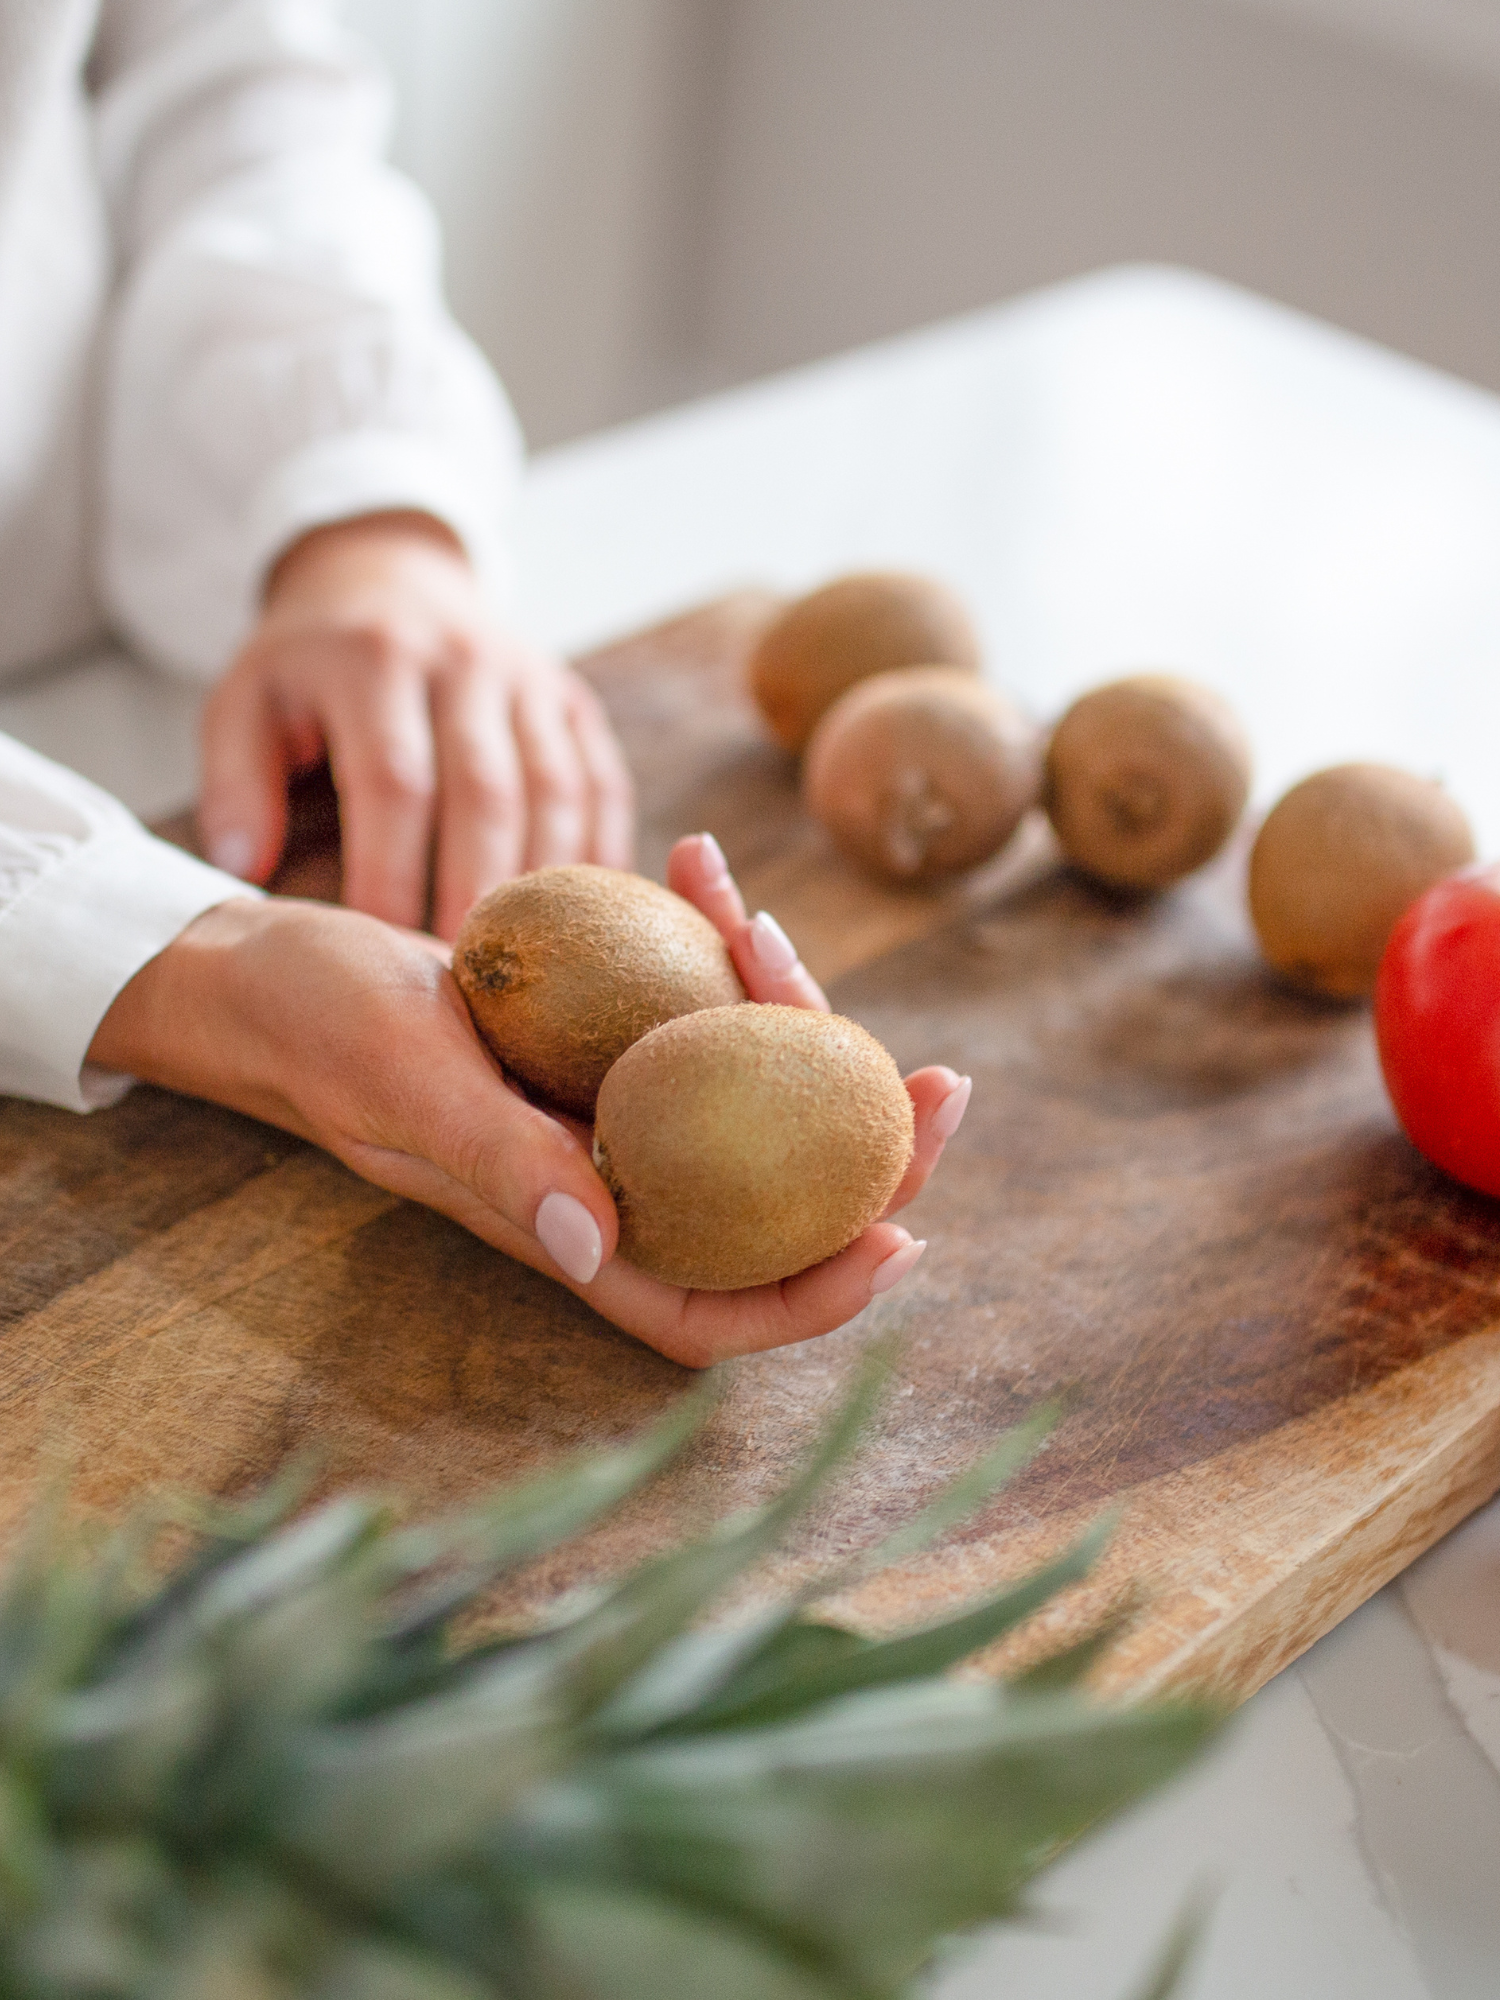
[7,265,1500,1996]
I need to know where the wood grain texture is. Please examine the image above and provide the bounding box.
[6,595,1500,1703]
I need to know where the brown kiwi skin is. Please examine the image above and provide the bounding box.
[803,665,1041,883]
[1249,763,1475,1000]
[452,865,745,1119]
[749,571,982,755]
[1045,674,1252,890]
[594,1004,915,1291]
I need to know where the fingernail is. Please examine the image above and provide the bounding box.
[932,1075,973,1142]
[870,1237,927,1296]
[207,829,256,878]
[698,832,731,883]
[750,910,800,976]
[535,1191,603,1285]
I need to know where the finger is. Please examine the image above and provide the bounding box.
[429,661,526,940]
[883,1066,971,1216]
[732,910,830,1010]
[347,1113,620,1289]
[198,663,291,884]
[279,701,326,772]
[344,1139,620,1291]
[566,675,635,869]
[667,833,747,934]
[579,1220,927,1369]
[667,836,828,1008]
[334,980,621,1282]
[513,679,589,869]
[324,658,437,929]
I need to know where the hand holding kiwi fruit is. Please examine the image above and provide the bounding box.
[452,846,955,1299]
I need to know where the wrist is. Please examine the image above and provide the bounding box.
[87,897,280,1100]
[86,899,456,1142]
[265,511,468,605]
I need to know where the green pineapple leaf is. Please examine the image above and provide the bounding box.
[854,1399,1062,1573]
[1012,1592,1143,1696]
[555,1348,889,1729]
[679,1514,1114,1735]
[1116,1882,1217,2000]
[591,1392,1069,1744]
[501,1879,840,2000]
[381,1378,721,1635]
[0,1347,1223,2000]
[482,1681,1215,1995]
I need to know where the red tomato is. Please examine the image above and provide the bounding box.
[1375,866,1500,1199]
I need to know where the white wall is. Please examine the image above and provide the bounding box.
[346,0,715,447]
[348,1,1500,446]
[696,0,1500,406]
[1220,0,1500,86]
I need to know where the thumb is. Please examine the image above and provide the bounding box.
[199,668,290,884]
[336,1027,622,1290]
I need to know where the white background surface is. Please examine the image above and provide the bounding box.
[342,0,1500,449]
[937,1508,1500,1998]
[8,266,1500,1994]
[518,267,1500,852]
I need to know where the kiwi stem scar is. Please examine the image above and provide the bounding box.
[460,946,521,993]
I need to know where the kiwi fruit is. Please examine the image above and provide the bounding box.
[1045,674,1252,890]
[803,666,1042,883]
[594,1004,915,1290]
[1249,763,1475,999]
[452,864,745,1118]
[748,571,982,754]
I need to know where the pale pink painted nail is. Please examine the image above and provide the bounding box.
[697,832,731,883]
[535,1191,603,1285]
[208,830,256,878]
[870,1238,926,1296]
[932,1075,973,1142]
[749,910,799,976]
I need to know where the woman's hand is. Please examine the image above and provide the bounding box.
[587,834,973,1360]
[197,512,634,941]
[87,841,969,1367]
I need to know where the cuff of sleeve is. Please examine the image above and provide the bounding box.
[0,832,258,1114]
[242,430,515,616]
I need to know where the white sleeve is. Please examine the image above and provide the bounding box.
[0,733,255,1113]
[90,0,524,682]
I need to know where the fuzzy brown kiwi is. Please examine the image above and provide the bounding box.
[748,572,982,754]
[803,665,1042,883]
[593,1004,915,1290]
[1249,764,1475,999]
[1045,674,1252,890]
[452,865,745,1118]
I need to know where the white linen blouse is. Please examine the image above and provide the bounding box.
[0,0,523,1113]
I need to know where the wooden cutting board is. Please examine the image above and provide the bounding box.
[4,594,1500,1704]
